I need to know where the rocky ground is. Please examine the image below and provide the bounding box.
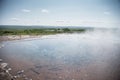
[0,35,43,41]
[0,59,32,80]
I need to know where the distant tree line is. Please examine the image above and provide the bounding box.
[0,28,86,35]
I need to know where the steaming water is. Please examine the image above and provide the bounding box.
[0,29,120,80]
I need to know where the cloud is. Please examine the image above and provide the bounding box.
[56,20,70,23]
[11,18,19,21]
[104,11,110,15]
[41,9,49,13]
[56,20,65,23]
[22,9,31,13]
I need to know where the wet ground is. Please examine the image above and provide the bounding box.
[0,29,120,80]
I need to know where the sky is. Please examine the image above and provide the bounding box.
[0,0,120,27]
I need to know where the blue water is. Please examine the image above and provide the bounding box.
[0,29,120,80]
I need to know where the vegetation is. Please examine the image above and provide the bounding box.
[0,28,86,35]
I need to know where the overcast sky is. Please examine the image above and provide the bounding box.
[0,0,120,27]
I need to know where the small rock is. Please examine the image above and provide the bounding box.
[17,70,24,74]
[59,76,62,79]
[0,63,8,69]
[24,77,28,80]
[6,70,9,73]
[8,68,12,71]
[21,70,24,73]
[0,59,3,62]
[13,76,17,78]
